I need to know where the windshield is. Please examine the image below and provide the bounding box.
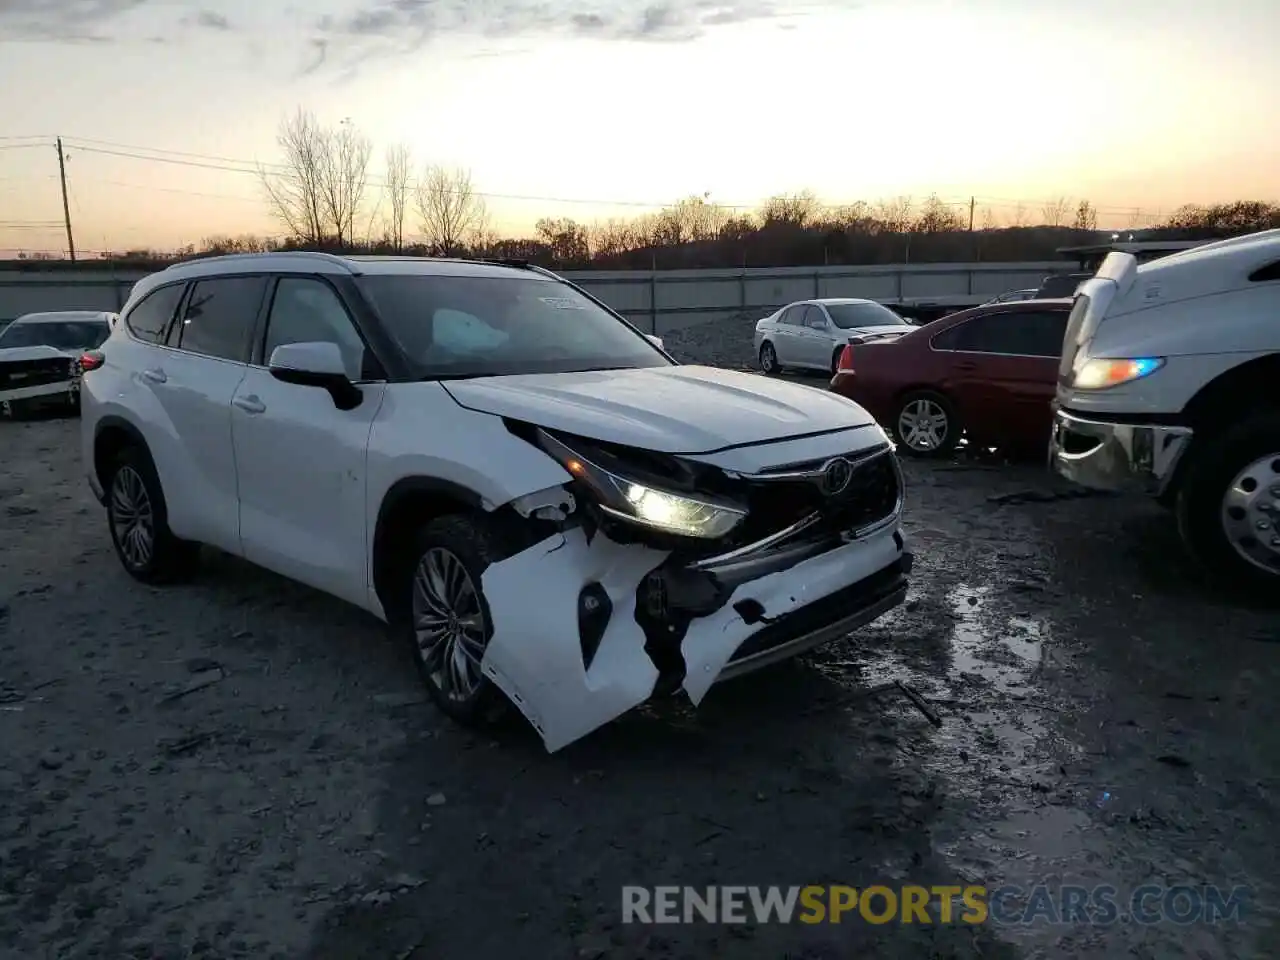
[0,319,110,350]
[356,274,672,378]
[823,302,909,329]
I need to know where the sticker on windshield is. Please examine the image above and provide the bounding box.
[539,297,585,310]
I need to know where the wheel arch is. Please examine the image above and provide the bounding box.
[93,415,154,496]
[1162,354,1280,503]
[371,476,486,621]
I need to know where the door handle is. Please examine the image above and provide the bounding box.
[141,368,166,384]
[955,361,977,371]
[233,395,266,415]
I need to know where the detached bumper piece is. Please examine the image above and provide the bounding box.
[1049,407,1192,496]
[719,548,910,682]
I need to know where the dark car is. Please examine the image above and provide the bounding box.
[829,299,1073,457]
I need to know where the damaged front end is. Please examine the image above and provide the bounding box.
[479,424,911,752]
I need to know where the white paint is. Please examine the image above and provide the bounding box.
[1056,228,1280,417]
[480,528,667,752]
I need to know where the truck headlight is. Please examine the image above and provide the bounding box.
[1072,357,1164,390]
[537,430,746,539]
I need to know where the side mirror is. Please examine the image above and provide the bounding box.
[645,334,665,350]
[268,341,362,410]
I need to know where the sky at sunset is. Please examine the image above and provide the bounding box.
[1,0,1277,256]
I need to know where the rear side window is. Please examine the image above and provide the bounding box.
[780,305,804,325]
[1009,310,1070,357]
[124,284,185,344]
[1250,261,1280,283]
[174,276,267,362]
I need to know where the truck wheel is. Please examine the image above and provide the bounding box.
[1175,413,1280,590]
[892,390,961,458]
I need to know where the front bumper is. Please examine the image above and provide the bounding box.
[479,521,909,753]
[1049,406,1192,495]
[0,379,78,404]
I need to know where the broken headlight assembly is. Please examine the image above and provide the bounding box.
[536,429,747,539]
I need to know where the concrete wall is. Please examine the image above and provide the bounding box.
[0,261,1066,335]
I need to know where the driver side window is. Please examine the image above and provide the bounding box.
[263,277,368,381]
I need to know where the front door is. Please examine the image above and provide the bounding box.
[231,275,386,609]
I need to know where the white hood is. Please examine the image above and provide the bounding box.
[442,364,878,454]
[0,345,76,363]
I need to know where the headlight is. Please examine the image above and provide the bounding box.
[536,430,746,539]
[1072,357,1164,390]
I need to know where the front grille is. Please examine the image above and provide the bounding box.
[0,358,73,392]
[730,450,901,546]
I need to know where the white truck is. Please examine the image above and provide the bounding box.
[1050,228,1280,589]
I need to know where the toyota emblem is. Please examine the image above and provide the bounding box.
[819,457,853,496]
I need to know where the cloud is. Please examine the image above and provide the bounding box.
[190,9,232,30]
[0,0,150,42]
[308,0,788,73]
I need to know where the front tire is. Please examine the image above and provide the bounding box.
[759,341,781,375]
[1175,413,1280,591]
[105,446,200,584]
[892,390,961,457]
[403,514,510,727]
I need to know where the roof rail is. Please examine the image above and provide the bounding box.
[163,251,356,271]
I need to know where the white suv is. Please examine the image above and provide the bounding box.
[81,252,911,751]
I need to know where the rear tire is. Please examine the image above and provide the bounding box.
[1175,413,1280,592]
[105,446,200,584]
[759,342,782,375]
[400,513,512,728]
[891,390,961,458]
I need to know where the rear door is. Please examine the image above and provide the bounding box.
[150,275,267,553]
[1001,307,1069,442]
[931,308,1066,445]
[771,304,805,364]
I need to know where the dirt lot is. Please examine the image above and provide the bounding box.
[2,396,1279,959]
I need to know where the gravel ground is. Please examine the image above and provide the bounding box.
[3,373,1280,958]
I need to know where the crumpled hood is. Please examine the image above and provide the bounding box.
[0,345,75,364]
[442,364,878,454]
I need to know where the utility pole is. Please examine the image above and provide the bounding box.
[968,196,975,232]
[56,137,76,261]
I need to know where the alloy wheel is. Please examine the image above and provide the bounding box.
[1220,453,1280,574]
[110,465,155,570]
[898,398,949,452]
[411,547,489,702]
[760,343,777,373]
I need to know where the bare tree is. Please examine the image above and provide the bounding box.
[1126,207,1145,229]
[317,121,372,248]
[759,191,821,228]
[1040,196,1072,227]
[980,206,1000,231]
[874,196,914,233]
[415,165,487,256]
[258,109,372,248]
[258,108,327,245]
[383,144,412,251]
[1009,203,1030,228]
[913,194,965,233]
[1073,200,1098,231]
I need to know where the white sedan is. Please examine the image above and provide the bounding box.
[753,298,913,376]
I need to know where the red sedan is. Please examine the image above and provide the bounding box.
[829,299,1073,457]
